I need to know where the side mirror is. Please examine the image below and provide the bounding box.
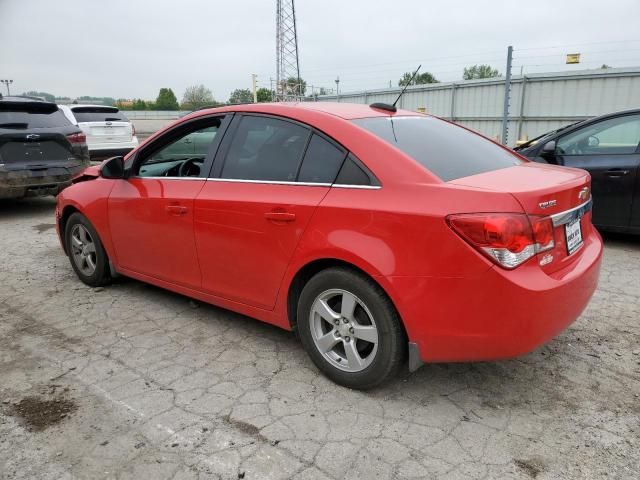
[541,140,556,155]
[100,156,125,179]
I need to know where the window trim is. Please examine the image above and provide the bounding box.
[127,113,232,180]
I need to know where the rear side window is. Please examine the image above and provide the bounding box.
[298,134,346,183]
[335,155,376,186]
[71,108,128,123]
[221,116,310,181]
[352,116,523,181]
[0,109,71,128]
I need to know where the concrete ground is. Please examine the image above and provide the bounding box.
[0,198,638,480]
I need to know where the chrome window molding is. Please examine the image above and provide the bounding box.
[205,177,382,189]
[130,176,382,189]
[131,176,205,181]
[206,178,331,187]
[331,184,382,190]
[550,197,593,226]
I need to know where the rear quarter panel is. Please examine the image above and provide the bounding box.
[274,182,526,334]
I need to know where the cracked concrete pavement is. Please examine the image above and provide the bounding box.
[0,198,638,479]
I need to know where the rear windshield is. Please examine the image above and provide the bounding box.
[352,116,524,181]
[0,109,72,129]
[71,109,129,123]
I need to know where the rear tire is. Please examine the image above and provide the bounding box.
[64,213,111,287]
[297,267,405,390]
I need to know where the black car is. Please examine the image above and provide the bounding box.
[515,109,640,234]
[0,95,89,199]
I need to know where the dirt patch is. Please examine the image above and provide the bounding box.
[32,223,56,233]
[9,394,77,431]
[514,458,544,478]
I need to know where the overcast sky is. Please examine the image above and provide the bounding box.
[1,0,640,102]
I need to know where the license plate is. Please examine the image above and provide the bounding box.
[565,219,583,255]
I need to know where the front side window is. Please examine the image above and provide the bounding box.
[137,118,222,178]
[556,115,640,156]
[221,116,310,181]
[353,116,523,182]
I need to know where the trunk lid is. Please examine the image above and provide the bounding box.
[450,163,593,274]
[78,121,133,145]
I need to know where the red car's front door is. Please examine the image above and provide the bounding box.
[109,177,204,289]
[108,116,227,289]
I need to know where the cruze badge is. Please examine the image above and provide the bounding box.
[578,187,590,201]
[538,199,557,209]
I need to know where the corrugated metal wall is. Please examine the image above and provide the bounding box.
[315,67,640,145]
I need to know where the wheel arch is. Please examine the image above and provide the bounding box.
[59,205,83,255]
[286,258,407,340]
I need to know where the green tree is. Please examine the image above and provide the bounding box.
[228,88,253,104]
[154,88,179,110]
[181,84,215,110]
[463,65,501,80]
[281,77,306,96]
[601,64,611,69]
[23,91,55,102]
[398,71,438,86]
[256,87,273,102]
[131,99,148,110]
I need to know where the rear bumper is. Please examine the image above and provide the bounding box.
[88,138,138,160]
[388,230,603,363]
[0,162,88,199]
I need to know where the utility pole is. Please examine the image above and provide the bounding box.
[335,76,340,102]
[251,74,258,103]
[276,0,301,101]
[1,79,13,96]
[501,45,513,146]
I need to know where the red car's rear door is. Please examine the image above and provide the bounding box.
[108,115,229,289]
[194,114,347,310]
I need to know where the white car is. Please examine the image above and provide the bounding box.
[59,105,138,159]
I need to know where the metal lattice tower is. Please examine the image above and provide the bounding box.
[276,0,301,101]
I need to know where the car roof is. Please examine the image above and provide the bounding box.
[193,102,422,120]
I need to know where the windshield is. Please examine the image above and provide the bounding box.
[353,116,523,181]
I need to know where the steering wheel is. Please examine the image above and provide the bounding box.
[179,157,203,177]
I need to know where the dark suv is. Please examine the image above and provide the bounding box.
[0,95,90,199]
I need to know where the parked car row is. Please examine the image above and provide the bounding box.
[0,95,137,199]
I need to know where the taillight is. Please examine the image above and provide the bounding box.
[67,132,86,144]
[447,213,555,269]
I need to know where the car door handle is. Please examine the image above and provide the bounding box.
[165,205,188,215]
[605,169,630,177]
[264,211,296,222]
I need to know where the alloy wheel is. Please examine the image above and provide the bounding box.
[309,288,379,372]
[70,224,97,276]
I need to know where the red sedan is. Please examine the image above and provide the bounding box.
[55,102,602,389]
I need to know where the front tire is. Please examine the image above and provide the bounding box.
[297,267,405,390]
[64,213,111,287]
